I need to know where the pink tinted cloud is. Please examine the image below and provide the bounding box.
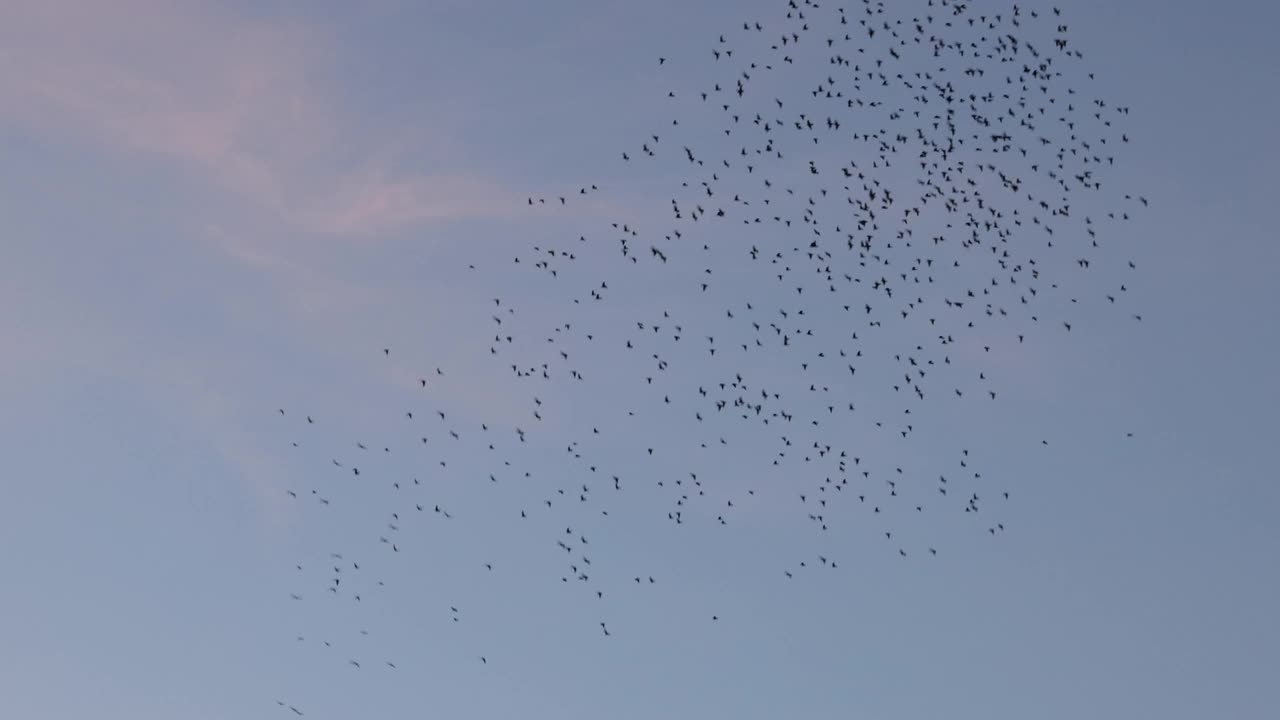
[304,171,525,237]
[0,0,515,235]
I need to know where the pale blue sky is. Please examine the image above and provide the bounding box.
[2,1,1278,718]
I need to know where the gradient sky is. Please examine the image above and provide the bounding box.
[2,1,1278,719]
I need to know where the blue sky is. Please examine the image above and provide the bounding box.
[2,1,1278,718]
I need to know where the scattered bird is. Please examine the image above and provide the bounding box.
[270,0,1146,711]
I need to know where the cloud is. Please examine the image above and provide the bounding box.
[0,0,516,236]
[0,1,539,534]
[303,170,526,237]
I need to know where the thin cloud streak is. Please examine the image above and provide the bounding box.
[0,0,516,237]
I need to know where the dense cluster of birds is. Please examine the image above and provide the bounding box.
[269,0,1145,713]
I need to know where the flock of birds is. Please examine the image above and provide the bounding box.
[269,0,1145,714]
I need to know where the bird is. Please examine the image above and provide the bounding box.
[271,1,1147,704]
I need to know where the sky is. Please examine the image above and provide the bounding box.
[1,0,1278,718]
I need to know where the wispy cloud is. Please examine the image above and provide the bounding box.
[306,171,525,237]
[0,0,517,237]
[0,0,532,532]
